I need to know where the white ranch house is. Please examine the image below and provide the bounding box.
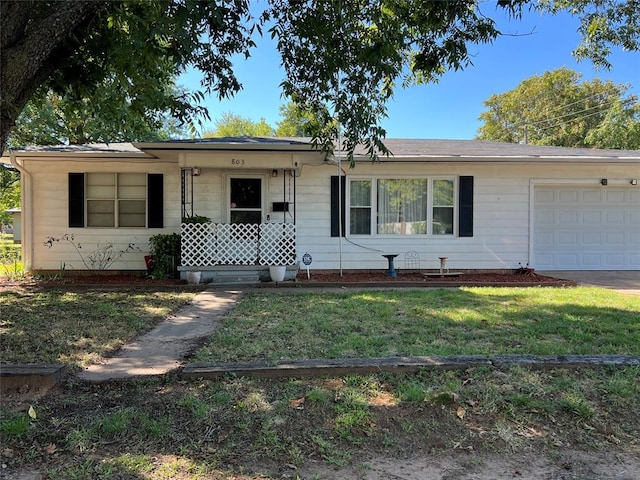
[5,138,640,281]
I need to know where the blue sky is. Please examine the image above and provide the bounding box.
[179,4,639,140]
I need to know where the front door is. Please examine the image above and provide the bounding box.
[220,176,265,264]
[229,176,263,224]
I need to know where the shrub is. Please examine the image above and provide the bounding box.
[148,233,181,279]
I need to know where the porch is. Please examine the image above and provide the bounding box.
[178,222,297,283]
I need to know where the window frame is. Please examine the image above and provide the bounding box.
[346,175,458,237]
[85,172,148,228]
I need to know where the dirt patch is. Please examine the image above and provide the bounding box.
[297,450,640,479]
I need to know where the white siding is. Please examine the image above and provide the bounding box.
[294,162,640,271]
[27,159,181,271]
[25,155,640,272]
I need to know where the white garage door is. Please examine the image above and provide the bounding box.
[533,186,640,270]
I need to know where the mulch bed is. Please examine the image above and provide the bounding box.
[294,271,570,286]
[1,271,573,289]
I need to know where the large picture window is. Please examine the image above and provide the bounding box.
[377,179,428,235]
[69,172,163,228]
[347,177,456,236]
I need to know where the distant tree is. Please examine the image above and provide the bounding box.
[275,102,334,138]
[0,165,20,227]
[476,68,639,148]
[203,112,274,137]
[585,99,640,149]
[8,83,189,148]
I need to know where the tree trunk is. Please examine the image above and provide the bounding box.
[0,0,108,154]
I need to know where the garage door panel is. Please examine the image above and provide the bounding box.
[583,254,601,266]
[534,186,639,270]
[559,211,579,223]
[559,190,579,202]
[582,232,602,244]
[536,211,556,224]
[583,191,602,202]
[606,212,625,224]
[606,191,625,203]
[583,211,602,223]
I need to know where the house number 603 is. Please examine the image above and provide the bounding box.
[231,158,245,165]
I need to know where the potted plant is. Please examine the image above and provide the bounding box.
[269,265,287,282]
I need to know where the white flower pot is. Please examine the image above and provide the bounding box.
[186,271,201,284]
[269,265,286,282]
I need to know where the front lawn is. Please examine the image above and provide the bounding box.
[0,288,196,369]
[193,286,640,363]
[1,284,639,479]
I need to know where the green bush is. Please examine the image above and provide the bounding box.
[148,233,181,279]
[181,214,211,224]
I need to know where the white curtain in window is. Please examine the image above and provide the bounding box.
[377,179,427,234]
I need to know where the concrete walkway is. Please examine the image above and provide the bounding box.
[541,270,640,296]
[76,288,244,382]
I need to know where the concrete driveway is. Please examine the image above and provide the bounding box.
[541,271,640,296]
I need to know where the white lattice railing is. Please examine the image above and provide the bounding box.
[181,222,296,267]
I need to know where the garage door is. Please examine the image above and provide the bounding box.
[533,186,640,270]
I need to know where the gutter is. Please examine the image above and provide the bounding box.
[9,152,32,271]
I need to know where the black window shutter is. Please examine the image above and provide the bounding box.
[330,175,346,237]
[147,173,164,228]
[68,173,85,228]
[458,176,474,237]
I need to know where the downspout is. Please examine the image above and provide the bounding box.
[9,152,33,271]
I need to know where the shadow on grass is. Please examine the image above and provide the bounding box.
[195,287,640,363]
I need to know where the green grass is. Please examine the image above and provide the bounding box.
[193,287,640,363]
[2,366,639,478]
[0,237,22,279]
[0,289,195,369]
[1,283,640,478]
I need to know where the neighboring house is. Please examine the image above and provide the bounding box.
[3,208,20,243]
[4,138,640,279]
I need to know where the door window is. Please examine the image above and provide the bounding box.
[230,177,262,224]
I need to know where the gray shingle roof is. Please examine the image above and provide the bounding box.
[5,138,639,160]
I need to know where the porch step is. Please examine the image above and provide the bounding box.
[210,272,260,285]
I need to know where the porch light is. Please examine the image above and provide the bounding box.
[192,167,201,176]
[271,169,278,178]
[600,178,607,186]
[632,179,638,186]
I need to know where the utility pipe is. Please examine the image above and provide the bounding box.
[9,152,32,271]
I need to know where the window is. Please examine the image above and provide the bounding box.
[350,180,371,234]
[347,177,457,236]
[377,179,428,235]
[432,179,454,235]
[86,173,146,227]
[229,177,263,224]
[69,173,163,228]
